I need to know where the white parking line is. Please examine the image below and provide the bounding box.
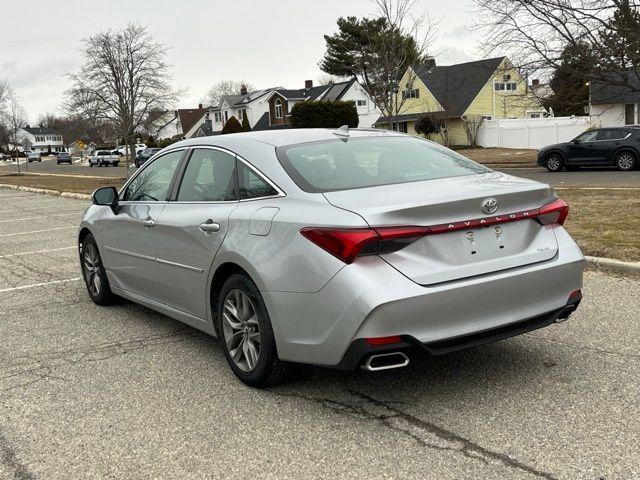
[0,213,81,223]
[0,226,75,237]
[0,246,76,259]
[0,277,81,293]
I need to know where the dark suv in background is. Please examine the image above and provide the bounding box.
[538,127,639,172]
[135,147,161,168]
[57,152,72,164]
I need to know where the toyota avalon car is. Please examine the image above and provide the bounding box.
[79,128,585,387]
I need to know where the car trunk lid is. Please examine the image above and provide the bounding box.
[322,172,559,285]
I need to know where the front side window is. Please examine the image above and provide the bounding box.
[277,136,489,193]
[177,149,237,202]
[123,150,183,201]
[576,130,598,143]
[238,162,278,199]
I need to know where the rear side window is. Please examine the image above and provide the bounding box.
[276,136,489,193]
[177,148,237,202]
[238,162,278,199]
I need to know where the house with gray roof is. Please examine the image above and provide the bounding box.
[207,79,380,134]
[17,126,64,153]
[375,57,546,145]
[589,72,640,127]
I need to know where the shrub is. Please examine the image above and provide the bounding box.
[290,100,359,128]
[157,137,180,148]
[241,113,251,132]
[221,116,243,134]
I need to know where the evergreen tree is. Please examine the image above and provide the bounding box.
[221,116,243,134]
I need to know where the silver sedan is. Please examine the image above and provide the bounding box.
[79,128,585,387]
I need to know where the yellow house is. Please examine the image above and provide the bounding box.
[375,57,546,145]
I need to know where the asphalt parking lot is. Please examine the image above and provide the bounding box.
[0,188,638,479]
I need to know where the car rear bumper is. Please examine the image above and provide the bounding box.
[266,226,585,367]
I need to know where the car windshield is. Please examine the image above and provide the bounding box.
[276,136,489,193]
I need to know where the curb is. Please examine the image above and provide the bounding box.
[585,256,640,278]
[0,183,91,200]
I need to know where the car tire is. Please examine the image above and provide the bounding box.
[615,151,636,171]
[89,163,93,167]
[114,162,119,167]
[80,233,115,306]
[544,153,564,172]
[217,273,301,388]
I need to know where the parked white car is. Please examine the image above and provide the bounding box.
[116,144,147,156]
[89,150,120,167]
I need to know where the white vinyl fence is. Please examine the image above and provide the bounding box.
[477,116,591,149]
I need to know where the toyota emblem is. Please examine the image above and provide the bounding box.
[481,198,498,214]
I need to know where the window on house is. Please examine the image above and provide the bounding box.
[238,109,243,120]
[503,74,511,81]
[402,88,419,99]
[224,111,229,122]
[393,122,408,133]
[496,82,517,91]
[625,104,635,125]
[529,112,541,118]
[357,100,367,107]
[275,99,283,119]
[214,112,221,123]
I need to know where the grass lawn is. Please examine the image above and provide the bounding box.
[0,173,125,194]
[559,188,640,262]
[0,174,637,262]
[458,147,537,167]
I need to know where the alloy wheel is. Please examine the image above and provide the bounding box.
[83,243,102,296]
[222,289,261,372]
[546,155,562,171]
[617,153,634,170]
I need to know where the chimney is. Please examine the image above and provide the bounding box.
[240,84,248,95]
[532,79,540,86]
[305,79,313,89]
[424,57,436,71]
[198,103,203,109]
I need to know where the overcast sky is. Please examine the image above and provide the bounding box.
[0,0,481,122]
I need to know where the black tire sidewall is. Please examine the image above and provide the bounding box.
[80,234,113,305]
[217,273,280,387]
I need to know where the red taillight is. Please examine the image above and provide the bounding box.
[536,199,569,226]
[301,199,569,263]
[365,335,402,345]
[300,226,430,264]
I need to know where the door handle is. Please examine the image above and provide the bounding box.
[142,219,156,228]
[199,220,220,234]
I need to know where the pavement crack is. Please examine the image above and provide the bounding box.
[0,429,36,480]
[270,388,556,480]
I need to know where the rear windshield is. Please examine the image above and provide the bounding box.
[276,136,489,193]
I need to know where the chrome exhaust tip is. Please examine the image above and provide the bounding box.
[361,352,410,371]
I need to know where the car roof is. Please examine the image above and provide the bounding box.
[172,128,405,149]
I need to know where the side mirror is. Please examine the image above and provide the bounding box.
[92,186,119,214]
[571,138,580,144]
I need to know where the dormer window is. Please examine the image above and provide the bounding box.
[275,98,283,119]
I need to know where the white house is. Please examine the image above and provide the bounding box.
[17,126,64,153]
[589,73,640,127]
[201,80,380,135]
[150,105,209,141]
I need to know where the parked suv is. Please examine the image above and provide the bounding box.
[538,127,639,171]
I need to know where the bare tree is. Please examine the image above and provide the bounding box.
[203,80,255,107]
[2,87,27,174]
[66,24,181,172]
[461,114,484,147]
[472,0,640,97]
